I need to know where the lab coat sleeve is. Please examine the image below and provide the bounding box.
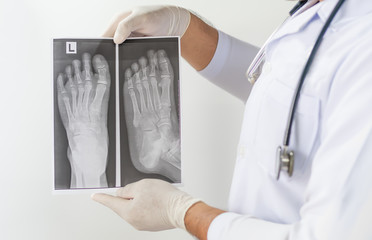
[198,30,259,102]
[207,37,372,240]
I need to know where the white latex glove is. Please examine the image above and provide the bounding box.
[92,179,200,231]
[103,6,191,44]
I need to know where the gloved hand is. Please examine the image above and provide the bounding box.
[92,179,200,231]
[103,6,191,44]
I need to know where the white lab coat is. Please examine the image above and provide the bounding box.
[199,0,372,239]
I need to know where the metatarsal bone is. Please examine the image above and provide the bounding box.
[160,76,171,108]
[71,86,78,116]
[62,95,74,129]
[136,76,147,113]
[143,80,155,113]
[125,68,140,127]
[150,76,161,111]
[77,85,84,113]
[129,87,140,128]
[90,84,106,117]
[82,81,92,117]
[66,65,78,116]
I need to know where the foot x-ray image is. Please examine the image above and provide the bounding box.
[53,38,181,191]
[53,39,116,190]
[120,38,181,185]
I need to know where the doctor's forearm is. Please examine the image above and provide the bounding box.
[184,202,225,240]
[181,13,218,71]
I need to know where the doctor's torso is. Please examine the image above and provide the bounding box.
[229,0,372,224]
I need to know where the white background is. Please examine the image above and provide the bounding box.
[0,0,294,239]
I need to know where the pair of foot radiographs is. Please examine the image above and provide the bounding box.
[57,50,180,188]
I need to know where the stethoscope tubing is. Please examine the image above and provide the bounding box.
[283,0,347,147]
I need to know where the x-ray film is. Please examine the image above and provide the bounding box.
[53,37,181,192]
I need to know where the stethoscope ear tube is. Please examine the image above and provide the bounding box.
[289,1,308,16]
[277,0,347,180]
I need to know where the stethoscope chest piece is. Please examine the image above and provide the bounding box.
[276,146,294,180]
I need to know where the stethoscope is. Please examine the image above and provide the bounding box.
[246,0,346,180]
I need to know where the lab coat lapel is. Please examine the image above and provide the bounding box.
[270,1,322,42]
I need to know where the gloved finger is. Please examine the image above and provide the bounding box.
[116,182,137,199]
[113,13,145,44]
[102,11,132,38]
[91,193,129,214]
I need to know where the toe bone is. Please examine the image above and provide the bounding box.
[94,55,108,85]
[65,65,75,86]
[131,63,141,85]
[147,50,157,77]
[82,53,92,81]
[139,57,148,79]
[72,60,83,84]
[158,50,171,76]
[125,68,134,89]
[57,74,67,93]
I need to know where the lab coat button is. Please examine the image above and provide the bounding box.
[262,62,272,74]
[238,146,247,158]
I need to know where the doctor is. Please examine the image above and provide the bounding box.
[92,0,372,239]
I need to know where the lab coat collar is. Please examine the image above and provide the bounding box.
[272,0,372,42]
[318,0,372,29]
